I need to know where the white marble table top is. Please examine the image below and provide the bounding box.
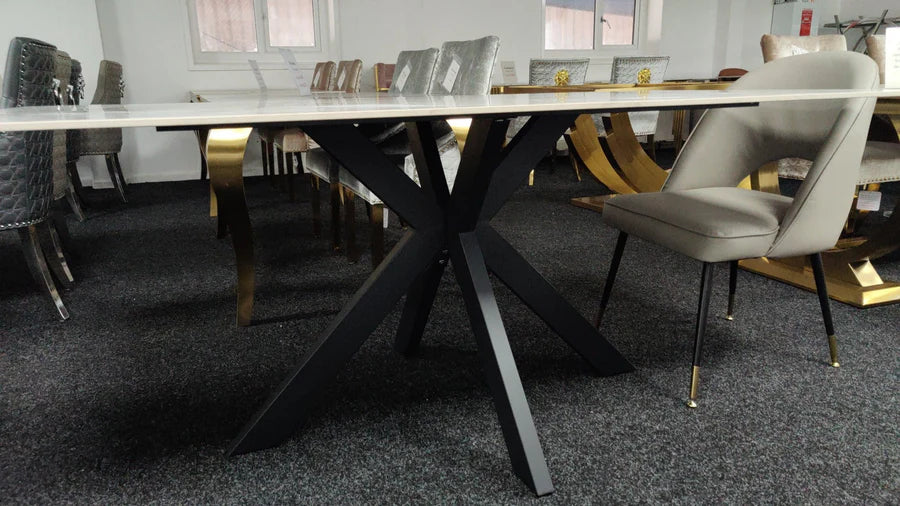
[0,88,897,131]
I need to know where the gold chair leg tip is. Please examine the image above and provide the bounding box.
[831,361,841,368]
[686,399,698,409]
[725,314,734,321]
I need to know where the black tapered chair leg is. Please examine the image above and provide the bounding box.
[595,231,628,328]
[687,262,715,408]
[330,182,342,251]
[18,225,69,320]
[810,253,840,368]
[344,188,360,263]
[726,260,738,321]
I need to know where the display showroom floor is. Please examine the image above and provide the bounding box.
[1,159,897,503]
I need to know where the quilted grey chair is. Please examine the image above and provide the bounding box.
[402,36,501,193]
[78,60,127,203]
[66,58,85,196]
[762,34,900,193]
[595,56,669,160]
[595,52,879,408]
[1,37,73,320]
[51,50,85,221]
[305,49,439,266]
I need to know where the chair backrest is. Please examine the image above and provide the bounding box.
[54,51,72,106]
[717,67,748,81]
[334,59,362,93]
[91,60,124,105]
[389,48,439,96]
[311,61,335,92]
[528,58,589,86]
[67,59,83,163]
[611,56,669,136]
[52,51,73,199]
[428,35,500,95]
[0,37,57,230]
[760,34,846,63]
[665,51,879,258]
[373,62,395,92]
[866,35,886,85]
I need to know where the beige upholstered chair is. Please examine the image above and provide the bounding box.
[865,35,885,85]
[78,60,127,203]
[595,52,879,408]
[373,62,395,92]
[761,34,900,189]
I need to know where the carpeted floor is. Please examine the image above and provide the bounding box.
[1,160,898,504]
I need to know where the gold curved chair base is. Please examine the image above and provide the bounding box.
[206,127,255,326]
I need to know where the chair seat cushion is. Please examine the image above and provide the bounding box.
[273,128,309,152]
[602,187,793,263]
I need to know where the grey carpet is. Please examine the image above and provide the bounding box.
[1,159,898,504]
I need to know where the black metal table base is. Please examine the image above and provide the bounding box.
[228,115,635,496]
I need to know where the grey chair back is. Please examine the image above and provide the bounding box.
[0,37,57,230]
[80,60,124,155]
[66,59,83,163]
[51,51,72,200]
[665,51,879,258]
[389,48,439,96]
[528,58,589,85]
[428,35,500,96]
[610,56,669,136]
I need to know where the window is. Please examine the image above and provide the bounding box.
[186,0,337,67]
[543,0,643,56]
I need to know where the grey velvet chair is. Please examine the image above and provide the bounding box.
[78,60,127,203]
[1,37,73,320]
[594,52,879,408]
[403,36,501,193]
[305,49,439,266]
[66,58,86,200]
[52,50,85,221]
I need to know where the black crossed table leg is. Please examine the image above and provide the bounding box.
[228,114,635,496]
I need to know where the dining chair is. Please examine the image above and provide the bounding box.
[373,62,395,92]
[66,58,87,202]
[508,58,590,184]
[51,50,85,221]
[77,60,128,203]
[865,35,885,85]
[717,67,747,81]
[1,37,74,320]
[594,51,879,408]
[597,56,670,160]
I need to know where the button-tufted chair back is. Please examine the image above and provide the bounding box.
[0,37,57,230]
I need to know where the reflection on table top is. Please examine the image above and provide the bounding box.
[0,88,897,132]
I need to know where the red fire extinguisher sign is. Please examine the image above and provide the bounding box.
[799,9,813,36]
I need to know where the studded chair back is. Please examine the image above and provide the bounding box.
[334,60,362,93]
[428,35,500,96]
[0,37,57,230]
[79,60,124,155]
[389,48,439,96]
[609,56,670,136]
[311,61,335,92]
[528,58,589,86]
[51,51,72,200]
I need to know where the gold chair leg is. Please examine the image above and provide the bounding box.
[528,169,535,186]
[206,127,255,327]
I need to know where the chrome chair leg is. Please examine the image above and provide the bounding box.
[65,182,86,222]
[810,253,840,368]
[595,231,628,328]
[105,154,127,203]
[37,220,74,289]
[18,224,69,320]
[688,262,715,408]
[726,260,738,320]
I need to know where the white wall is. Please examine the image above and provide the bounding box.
[12,0,853,185]
[0,0,107,185]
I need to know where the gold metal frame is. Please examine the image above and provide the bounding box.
[206,127,255,326]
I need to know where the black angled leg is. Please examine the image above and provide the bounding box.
[449,231,554,497]
[394,256,447,355]
[477,225,633,376]
[810,253,840,368]
[595,231,628,329]
[687,262,715,408]
[228,230,440,455]
[726,260,738,321]
[105,155,127,203]
[37,220,74,289]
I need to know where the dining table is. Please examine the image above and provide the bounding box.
[1,86,897,496]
